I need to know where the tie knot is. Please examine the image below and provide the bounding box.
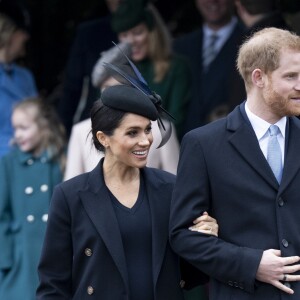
[269,125,280,136]
[209,34,218,45]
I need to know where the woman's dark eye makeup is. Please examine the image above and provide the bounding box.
[126,125,152,137]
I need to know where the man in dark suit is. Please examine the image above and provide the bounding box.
[170,27,300,299]
[173,0,245,134]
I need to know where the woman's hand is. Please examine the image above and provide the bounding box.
[189,211,219,237]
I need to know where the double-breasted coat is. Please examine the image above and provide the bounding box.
[170,103,300,300]
[37,160,207,299]
[0,148,62,300]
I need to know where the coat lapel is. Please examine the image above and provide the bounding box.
[227,105,279,190]
[279,117,300,193]
[143,169,170,288]
[78,161,129,290]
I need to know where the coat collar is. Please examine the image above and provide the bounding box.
[78,158,172,291]
[14,147,50,165]
[227,103,300,192]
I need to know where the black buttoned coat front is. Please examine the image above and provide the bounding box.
[170,103,300,300]
[37,161,204,299]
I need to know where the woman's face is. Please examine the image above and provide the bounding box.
[12,107,43,156]
[99,113,153,168]
[6,29,29,63]
[118,23,150,62]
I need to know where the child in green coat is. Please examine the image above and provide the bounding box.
[0,98,66,300]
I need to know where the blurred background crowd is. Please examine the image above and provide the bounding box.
[0,0,300,299]
[3,0,300,118]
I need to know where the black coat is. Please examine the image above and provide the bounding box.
[170,103,300,299]
[37,160,207,299]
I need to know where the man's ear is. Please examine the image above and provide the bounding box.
[251,68,265,88]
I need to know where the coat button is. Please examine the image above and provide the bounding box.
[85,248,93,257]
[278,197,284,207]
[40,157,47,163]
[179,280,185,288]
[27,215,35,223]
[40,184,48,192]
[87,286,94,295]
[42,214,48,222]
[25,186,33,194]
[27,159,34,165]
[282,239,289,248]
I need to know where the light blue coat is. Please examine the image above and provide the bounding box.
[0,63,37,157]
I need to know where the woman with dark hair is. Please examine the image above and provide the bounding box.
[36,56,217,299]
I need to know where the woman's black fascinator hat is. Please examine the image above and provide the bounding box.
[100,42,175,148]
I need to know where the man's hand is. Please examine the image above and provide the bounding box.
[256,249,300,294]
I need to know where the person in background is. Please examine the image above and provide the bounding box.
[57,0,119,137]
[173,0,245,134]
[229,0,291,110]
[235,0,289,33]
[0,0,37,157]
[110,0,192,140]
[170,27,300,300]
[36,56,218,299]
[0,98,66,300]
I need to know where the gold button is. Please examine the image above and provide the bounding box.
[85,248,92,257]
[40,184,48,192]
[25,186,33,194]
[87,286,94,295]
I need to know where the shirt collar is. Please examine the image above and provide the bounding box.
[245,101,286,140]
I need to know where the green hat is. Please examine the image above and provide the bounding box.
[111,0,154,33]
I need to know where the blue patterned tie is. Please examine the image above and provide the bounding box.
[267,125,283,183]
[203,34,218,71]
